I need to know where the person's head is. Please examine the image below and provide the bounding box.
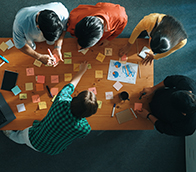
[75,16,104,49]
[150,15,187,54]
[37,10,63,42]
[171,90,196,114]
[71,90,98,118]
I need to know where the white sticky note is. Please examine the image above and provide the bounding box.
[105,91,113,100]
[16,103,26,113]
[5,40,14,50]
[113,81,123,91]
[138,46,150,59]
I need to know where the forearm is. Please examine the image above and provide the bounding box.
[20,44,41,60]
[55,31,66,48]
[152,81,165,92]
[70,70,85,88]
[147,114,158,124]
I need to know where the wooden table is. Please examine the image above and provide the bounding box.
[0,38,154,130]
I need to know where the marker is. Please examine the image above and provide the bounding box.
[46,85,53,98]
[0,55,9,63]
[111,104,116,117]
[47,48,56,65]
[139,92,146,100]
[130,108,138,119]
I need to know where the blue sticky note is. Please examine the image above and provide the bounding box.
[11,85,21,96]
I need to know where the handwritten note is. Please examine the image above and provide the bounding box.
[33,59,42,67]
[37,75,45,84]
[95,70,103,78]
[105,91,113,100]
[73,63,80,71]
[105,48,112,56]
[51,75,59,83]
[51,88,59,96]
[32,95,40,103]
[88,87,97,95]
[96,53,105,63]
[11,85,21,96]
[64,52,72,58]
[26,68,34,76]
[97,100,102,109]
[64,59,72,64]
[38,101,47,110]
[64,73,72,81]
[19,93,27,100]
[25,83,33,91]
[36,84,44,91]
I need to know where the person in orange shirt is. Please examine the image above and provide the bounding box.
[67,2,128,51]
[119,13,187,65]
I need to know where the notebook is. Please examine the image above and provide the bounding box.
[0,92,16,128]
[115,108,133,124]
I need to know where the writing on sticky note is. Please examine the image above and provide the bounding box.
[19,93,27,100]
[32,95,40,103]
[64,52,72,58]
[26,68,34,76]
[113,81,123,91]
[36,84,44,91]
[11,85,21,96]
[64,59,72,64]
[16,103,26,113]
[64,73,72,81]
[73,63,80,71]
[88,87,97,95]
[51,75,59,83]
[33,59,42,67]
[105,91,113,100]
[0,42,9,52]
[105,48,112,56]
[95,70,103,78]
[5,40,14,50]
[97,100,102,109]
[51,87,58,96]
[87,64,92,69]
[96,53,105,63]
[25,83,33,91]
[38,101,47,110]
[134,103,143,111]
[37,75,45,84]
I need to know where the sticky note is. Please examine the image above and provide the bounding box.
[87,64,92,69]
[51,88,58,96]
[0,42,9,52]
[33,59,42,67]
[5,40,14,50]
[16,103,26,113]
[97,100,102,109]
[105,91,113,100]
[19,93,27,100]
[32,95,40,103]
[96,53,105,63]
[51,95,57,102]
[26,68,34,76]
[37,75,45,84]
[73,63,80,71]
[11,85,21,96]
[36,84,44,91]
[64,73,72,81]
[51,75,59,83]
[134,103,143,111]
[80,48,89,55]
[113,81,123,91]
[38,101,47,110]
[64,52,72,58]
[25,83,33,91]
[88,87,97,95]
[64,59,72,64]
[105,48,112,56]
[121,54,127,61]
[95,70,103,78]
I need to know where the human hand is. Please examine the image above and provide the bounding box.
[139,87,155,99]
[38,54,56,66]
[52,48,63,62]
[79,61,88,74]
[141,52,154,65]
[97,39,109,47]
[118,42,132,57]
[135,108,149,119]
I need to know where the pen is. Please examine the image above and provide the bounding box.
[130,108,138,119]
[111,104,116,117]
[139,92,146,100]
[0,55,9,63]
[46,85,53,98]
[47,48,54,58]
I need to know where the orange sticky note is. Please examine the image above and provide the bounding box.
[32,95,40,103]
[88,87,97,95]
[38,101,47,110]
[134,103,143,111]
[95,70,103,78]
[96,53,105,63]
[37,75,45,84]
[36,84,44,91]
[25,83,33,91]
[26,68,34,76]
[73,63,80,71]
[51,88,59,96]
[64,73,72,81]
[51,75,59,83]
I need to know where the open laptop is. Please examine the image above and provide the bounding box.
[0,92,16,128]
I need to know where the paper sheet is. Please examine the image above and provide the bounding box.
[51,75,59,83]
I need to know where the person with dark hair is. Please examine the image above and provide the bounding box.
[135,75,196,136]
[67,2,128,50]
[13,2,69,66]
[119,13,187,65]
[3,61,98,155]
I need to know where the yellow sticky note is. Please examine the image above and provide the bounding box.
[0,42,9,52]
[87,64,92,69]
[105,48,112,56]
[64,59,72,64]
[25,83,33,91]
[33,59,42,67]
[51,95,57,102]
[96,53,105,63]
[38,101,47,110]
[64,52,72,58]
[19,93,27,100]
[95,70,103,78]
[64,73,72,81]
[97,100,102,109]
[73,63,80,71]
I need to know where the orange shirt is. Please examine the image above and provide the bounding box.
[67,2,128,41]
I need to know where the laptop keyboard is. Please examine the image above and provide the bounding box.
[0,110,7,125]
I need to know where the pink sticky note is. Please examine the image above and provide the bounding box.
[32,95,40,103]
[121,54,127,61]
[51,88,59,96]
[51,75,59,83]
[37,75,45,84]
[26,68,34,76]
[88,87,97,95]
[134,103,143,111]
